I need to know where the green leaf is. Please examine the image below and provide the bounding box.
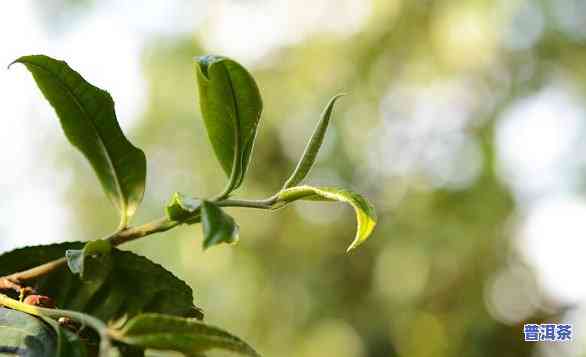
[282,94,345,189]
[201,201,239,250]
[39,316,88,357]
[113,343,144,357]
[166,192,202,223]
[12,55,147,228]
[66,240,112,282]
[113,313,260,357]
[0,307,57,356]
[276,186,377,252]
[194,55,263,193]
[0,243,203,324]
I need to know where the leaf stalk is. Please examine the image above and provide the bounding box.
[0,196,277,285]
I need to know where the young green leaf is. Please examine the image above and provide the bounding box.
[12,55,147,229]
[65,240,112,282]
[282,94,345,189]
[276,186,377,252]
[194,55,263,194]
[201,200,239,250]
[112,313,260,357]
[166,192,202,223]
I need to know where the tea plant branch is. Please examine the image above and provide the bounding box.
[1,54,377,356]
[218,197,277,209]
[0,196,278,289]
[0,293,113,356]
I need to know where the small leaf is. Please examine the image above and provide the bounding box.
[276,186,377,252]
[166,192,202,223]
[12,55,147,228]
[194,55,263,193]
[40,316,88,357]
[0,307,57,356]
[65,250,84,276]
[65,240,112,282]
[201,201,239,250]
[113,313,260,357]
[0,243,203,323]
[282,94,345,189]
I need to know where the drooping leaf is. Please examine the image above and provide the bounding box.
[112,313,260,357]
[276,186,377,251]
[66,240,112,282]
[282,94,345,189]
[12,55,147,228]
[0,243,203,324]
[201,201,239,250]
[0,307,57,356]
[166,192,202,223]
[194,55,263,193]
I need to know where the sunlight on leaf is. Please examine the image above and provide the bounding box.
[276,186,377,251]
[282,94,345,189]
[12,55,147,228]
[166,192,202,223]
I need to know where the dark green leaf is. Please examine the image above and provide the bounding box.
[111,342,143,357]
[66,240,112,282]
[12,55,147,228]
[195,55,263,193]
[113,313,260,357]
[201,201,239,250]
[39,316,88,357]
[276,186,377,251]
[166,192,202,223]
[0,307,57,356]
[0,243,203,324]
[282,94,345,189]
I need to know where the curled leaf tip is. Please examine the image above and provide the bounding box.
[194,54,224,63]
[194,55,225,78]
[7,56,30,70]
[346,217,376,253]
[277,186,377,252]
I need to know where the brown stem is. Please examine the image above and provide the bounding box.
[0,195,277,287]
[1,216,177,285]
[0,277,34,295]
[4,258,67,283]
[108,216,179,246]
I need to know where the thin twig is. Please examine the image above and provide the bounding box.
[0,196,278,285]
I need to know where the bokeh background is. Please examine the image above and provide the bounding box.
[2,0,586,356]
